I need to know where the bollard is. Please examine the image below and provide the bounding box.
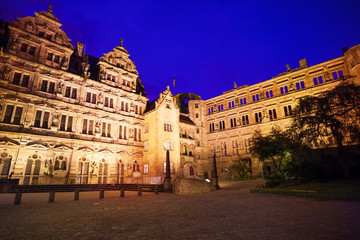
[14,192,22,205]
[49,191,55,203]
[155,186,159,195]
[74,190,79,200]
[100,190,104,199]
[138,186,142,196]
[120,188,125,197]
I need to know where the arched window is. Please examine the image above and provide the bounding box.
[77,156,89,184]
[98,158,108,184]
[183,145,188,155]
[24,154,41,185]
[54,160,60,170]
[55,155,67,171]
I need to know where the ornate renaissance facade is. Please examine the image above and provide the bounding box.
[0,7,147,185]
[1,6,360,184]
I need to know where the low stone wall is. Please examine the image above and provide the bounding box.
[172,178,215,195]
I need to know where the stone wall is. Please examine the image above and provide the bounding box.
[172,177,215,195]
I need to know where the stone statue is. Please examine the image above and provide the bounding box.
[98,93,104,104]
[286,64,291,72]
[90,161,98,176]
[234,82,237,88]
[129,128,134,138]
[324,71,330,81]
[48,4,53,13]
[289,82,294,91]
[44,159,54,176]
[1,66,11,81]
[95,121,101,133]
[52,112,60,127]
[57,81,64,93]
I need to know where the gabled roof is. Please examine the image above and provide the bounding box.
[179,114,196,125]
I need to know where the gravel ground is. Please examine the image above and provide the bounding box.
[1,179,359,240]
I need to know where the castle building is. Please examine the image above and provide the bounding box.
[0,6,147,185]
[1,6,360,184]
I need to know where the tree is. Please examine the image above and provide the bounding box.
[229,158,252,179]
[291,82,360,178]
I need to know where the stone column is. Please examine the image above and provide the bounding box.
[163,150,173,193]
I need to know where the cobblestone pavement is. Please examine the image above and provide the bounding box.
[1,179,360,240]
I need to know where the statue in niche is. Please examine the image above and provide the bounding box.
[52,112,60,127]
[95,121,101,133]
[57,81,64,93]
[1,66,11,81]
[9,34,19,50]
[129,128,134,138]
[324,71,330,81]
[60,57,68,68]
[100,68,106,80]
[289,82,295,91]
[44,159,54,176]
[90,161,98,176]
[98,93,104,104]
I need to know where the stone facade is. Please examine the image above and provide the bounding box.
[0,7,147,185]
[1,6,360,184]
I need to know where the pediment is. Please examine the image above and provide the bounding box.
[98,148,113,154]
[0,137,20,146]
[26,141,48,149]
[78,146,94,152]
[54,143,72,150]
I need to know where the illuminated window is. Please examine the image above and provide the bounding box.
[268,109,277,120]
[255,112,262,123]
[12,72,30,87]
[242,115,249,125]
[3,105,23,125]
[284,105,292,117]
[144,164,149,174]
[34,110,50,128]
[163,162,174,173]
[144,142,149,151]
[164,141,173,150]
[60,115,73,132]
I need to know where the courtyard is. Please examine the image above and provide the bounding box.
[0,179,359,240]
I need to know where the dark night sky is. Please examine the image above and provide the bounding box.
[2,0,360,101]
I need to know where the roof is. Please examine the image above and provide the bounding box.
[144,100,156,113]
[179,114,196,125]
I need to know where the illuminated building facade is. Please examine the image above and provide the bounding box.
[0,7,147,184]
[1,6,360,184]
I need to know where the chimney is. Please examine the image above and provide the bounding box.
[76,41,84,57]
[299,58,307,68]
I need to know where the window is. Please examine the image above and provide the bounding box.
[119,125,127,139]
[265,90,273,98]
[230,118,237,128]
[163,162,174,174]
[239,97,247,105]
[82,119,94,135]
[232,140,239,155]
[268,109,277,120]
[145,124,149,133]
[164,123,173,132]
[195,103,199,108]
[20,43,28,52]
[104,97,114,108]
[313,76,324,85]
[34,110,50,128]
[209,123,215,132]
[338,70,344,79]
[54,55,60,63]
[332,72,338,80]
[252,94,259,102]
[64,86,77,99]
[296,81,305,90]
[3,105,23,125]
[85,92,97,104]
[144,142,149,151]
[38,32,45,37]
[196,113,199,118]
[47,53,53,61]
[12,72,30,87]
[255,112,262,123]
[242,115,249,125]
[40,80,55,94]
[60,115,73,132]
[219,120,225,130]
[208,107,214,114]
[164,141,173,150]
[217,104,224,111]
[228,101,235,108]
[28,46,36,55]
[280,86,288,94]
[196,128,200,134]
[284,105,292,117]
[144,164,149,174]
[221,142,227,157]
[101,122,112,137]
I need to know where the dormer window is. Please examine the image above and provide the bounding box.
[46,34,52,41]
[29,46,36,55]
[54,55,60,63]
[38,32,45,38]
